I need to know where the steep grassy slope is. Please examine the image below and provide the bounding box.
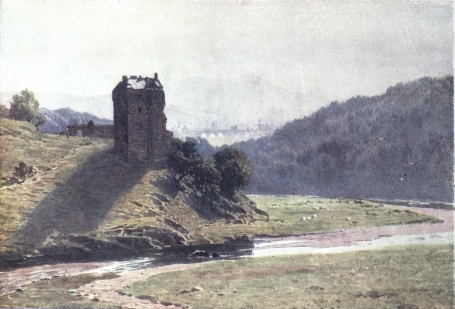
[237,76,453,202]
[0,119,267,264]
[0,119,438,267]
[0,118,109,249]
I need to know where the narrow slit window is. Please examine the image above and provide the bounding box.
[138,107,142,113]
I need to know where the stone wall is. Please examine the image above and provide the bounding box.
[67,124,114,138]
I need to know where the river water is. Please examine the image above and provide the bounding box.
[84,231,452,274]
[252,231,452,257]
[1,206,453,297]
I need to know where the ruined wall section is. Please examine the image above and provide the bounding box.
[113,84,129,161]
[146,90,173,165]
[68,124,114,138]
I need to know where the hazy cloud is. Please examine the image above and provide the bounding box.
[0,0,452,119]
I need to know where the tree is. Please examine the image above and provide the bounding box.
[0,104,9,118]
[31,113,46,129]
[9,89,46,130]
[167,138,201,183]
[213,147,253,196]
[192,158,221,203]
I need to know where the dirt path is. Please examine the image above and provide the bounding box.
[76,263,207,309]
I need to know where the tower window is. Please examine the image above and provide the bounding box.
[138,107,142,113]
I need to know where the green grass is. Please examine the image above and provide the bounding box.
[0,118,112,251]
[124,244,454,309]
[0,273,121,308]
[0,119,440,257]
[200,195,438,242]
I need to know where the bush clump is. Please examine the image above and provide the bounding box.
[167,138,253,208]
[13,161,36,183]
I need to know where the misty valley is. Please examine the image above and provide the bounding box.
[0,76,453,309]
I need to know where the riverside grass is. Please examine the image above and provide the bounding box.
[124,243,454,309]
[200,195,438,242]
[0,119,448,309]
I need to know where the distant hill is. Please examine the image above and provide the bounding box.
[38,107,113,134]
[235,76,454,202]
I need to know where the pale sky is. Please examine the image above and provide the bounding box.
[0,0,452,119]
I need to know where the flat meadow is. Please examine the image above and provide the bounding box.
[199,195,439,242]
[123,243,453,309]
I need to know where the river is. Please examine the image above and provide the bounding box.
[0,205,453,308]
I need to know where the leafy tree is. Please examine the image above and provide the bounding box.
[213,147,253,196]
[192,158,221,203]
[0,104,9,118]
[168,140,254,207]
[31,113,46,129]
[186,137,216,157]
[9,89,46,130]
[167,138,201,183]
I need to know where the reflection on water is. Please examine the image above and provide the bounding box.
[85,257,157,274]
[81,232,453,274]
[252,232,453,257]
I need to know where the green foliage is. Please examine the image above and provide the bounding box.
[31,113,46,129]
[167,138,201,183]
[168,139,253,205]
[9,89,46,130]
[192,158,221,203]
[214,147,253,196]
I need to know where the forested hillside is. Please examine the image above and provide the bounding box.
[236,76,453,202]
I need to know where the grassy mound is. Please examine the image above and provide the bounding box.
[0,119,439,266]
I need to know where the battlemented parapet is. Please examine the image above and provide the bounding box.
[112,73,173,166]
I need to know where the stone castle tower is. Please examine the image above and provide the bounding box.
[112,73,173,165]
